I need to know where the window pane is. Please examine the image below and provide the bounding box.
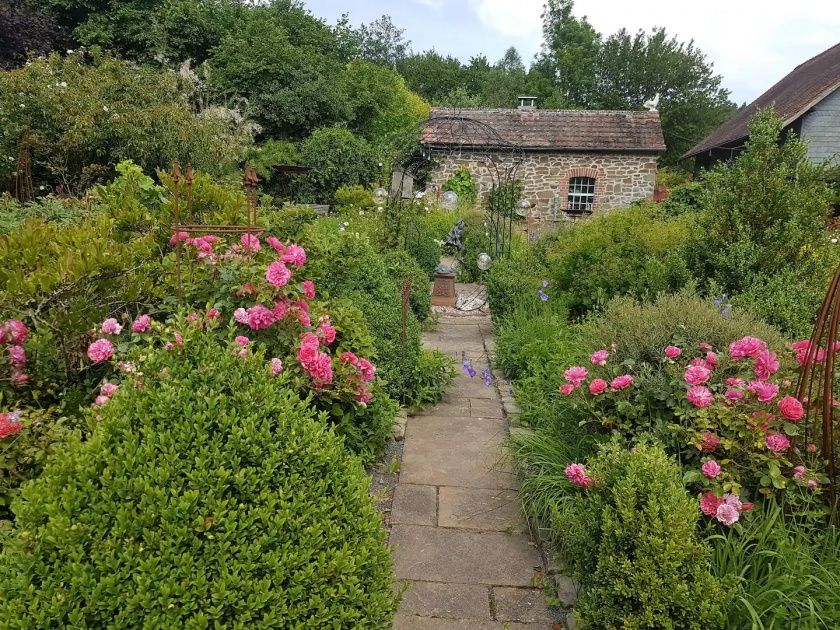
[567,177,595,214]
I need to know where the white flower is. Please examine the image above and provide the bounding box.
[19,103,25,109]
[67,49,74,54]
[832,238,838,244]
[343,221,349,227]
[59,82,67,88]
[103,106,109,112]
[38,185,45,190]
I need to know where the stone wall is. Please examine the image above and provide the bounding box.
[429,151,658,217]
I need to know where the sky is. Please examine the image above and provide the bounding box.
[304,0,840,105]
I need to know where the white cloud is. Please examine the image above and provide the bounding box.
[465,0,840,102]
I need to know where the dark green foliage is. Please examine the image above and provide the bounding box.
[689,109,833,294]
[0,196,91,234]
[404,349,456,410]
[406,226,442,279]
[260,204,318,242]
[0,0,67,71]
[566,441,729,629]
[297,127,379,203]
[0,333,397,627]
[544,205,693,317]
[442,166,477,207]
[485,249,551,321]
[659,181,705,216]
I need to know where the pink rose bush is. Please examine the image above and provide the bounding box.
[554,334,827,526]
[1,319,31,388]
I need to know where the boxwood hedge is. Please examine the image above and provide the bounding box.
[0,333,397,628]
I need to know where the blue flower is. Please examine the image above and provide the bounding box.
[541,279,549,288]
[462,356,476,378]
[537,289,549,302]
[482,368,493,387]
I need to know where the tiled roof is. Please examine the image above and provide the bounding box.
[685,42,840,158]
[422,108,666,153]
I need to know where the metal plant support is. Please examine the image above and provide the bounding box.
[795,265,840,506]
[169,162,262,302]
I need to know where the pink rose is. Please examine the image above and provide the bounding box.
[270,358,283,376]
[307,352,333,387]
[316,319,336,345]
[699,432,720,452]
[564,463,592,488]
[725,388,744,402]
[266,261,292,288]
[705,351,718,369]
[4,320,29,344]
[791,339,816,366]
[235,335,250,347]
[240,233,261,252]
[169,231,190,245]
[266,236,285,254]
[564,366,588,386]
[807,443,818,453]
[725,377,744,387]
[610,374,633,391]
[246,305,276,331]
[100,318,123,335]
[589,378,607,395]
[560,383,575,396]
[765,433,791,453]
[807,479,820,489]
[684,365,711,386]
[100,382,119,397]
[715,503,740,526]
[8,345,26,366]
[753,349,779,381]
[686,385,713,407]
[131,314,151,333]
[355,386,372,404]
[87,339,114,363]
[357,358,376,382]
[777,395,804,422]
[590,349,609,366]
[174,333,184,346]
[793,465,806,478]
[747,380,778,403]
[701,460,722,478]
[301,280,316,300]
[281,244,307,267]
[700,491,723,516]
[93,395,110,406]
[729,336,767,360]
[664,345,682,359]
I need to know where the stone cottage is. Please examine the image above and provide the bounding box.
[421,100,666,218]
[685,42,840,169]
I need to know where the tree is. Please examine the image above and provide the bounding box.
[536,0,601,105]
[397,52,466,104]
[0,0,67,71]
[297,127,379,203]
[355,15,410,67]
[594,28,736,163]
[497,47,525,74]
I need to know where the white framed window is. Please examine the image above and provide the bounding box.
[567,176,596,214]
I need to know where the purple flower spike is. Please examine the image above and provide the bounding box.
[482,368,493,387]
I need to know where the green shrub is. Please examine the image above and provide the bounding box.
[560,440,729,629]
[297,127,379,204]
[0,195,91,235]
[659,181,704,216]
[261,204,318,241]
[732,269,825,340]
[0,217,159,412]
[496,305,579,381]
[406,225,442,278]
[544,205,693,317]
[0,333,397,627]
[688,109,833,294]
[0,52,250,194]
[442,165,477,207]
[486,249,552,321]
[334,184,375,216]
[404,349,456,410]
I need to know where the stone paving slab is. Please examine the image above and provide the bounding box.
[438,486,523,532]
[394,615,549,629]
[469,398,505,418]
[398,581,491,619]
[392,484,437,526]
[400,417,516,489]
[493,587,557,624]
[391,524,540,586]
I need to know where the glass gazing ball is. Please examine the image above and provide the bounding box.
[372,187,388,204]
[477,252,492,272]
[515,197,531,217]
[441,190,458,209]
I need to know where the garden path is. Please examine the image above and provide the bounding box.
[390,304,557,629]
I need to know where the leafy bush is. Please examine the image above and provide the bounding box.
[387,250,432,322]
[261,204,318,242]
[404,349,456,410]
[496,305,579,381]
[562,441,730,629]
[334,184,375,215]
[296,127,379,203]
[659,181,704,216]
[0,216,158,412]
[544,204,693,317]
[0,195,91,234]
[0,332,397,627]
[486,249,552,321]
[0,52,251,194]
[688,109,832,294]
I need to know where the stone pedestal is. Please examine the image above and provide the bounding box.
[431,272,456,307]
